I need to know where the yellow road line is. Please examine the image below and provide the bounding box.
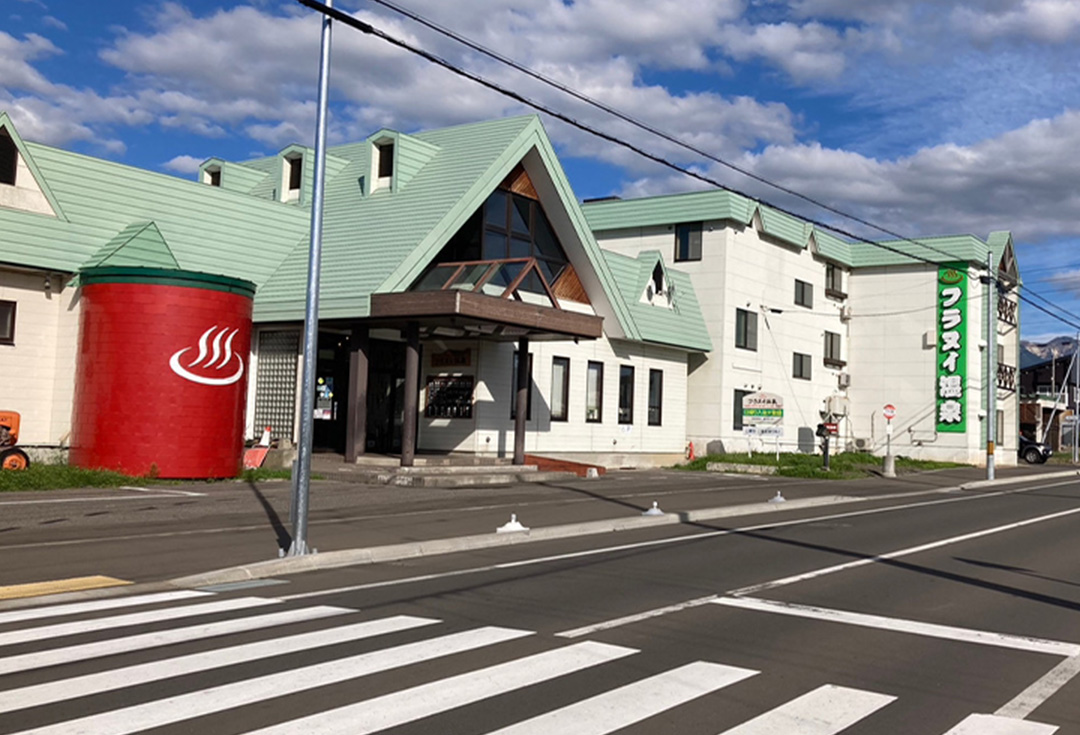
[0,576,132,600]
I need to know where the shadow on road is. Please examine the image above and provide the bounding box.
[246,481,292,552]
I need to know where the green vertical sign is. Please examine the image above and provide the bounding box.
[936,264,967,432]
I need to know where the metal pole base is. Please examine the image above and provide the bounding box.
[883,453,896,478]
[283,539,316,557]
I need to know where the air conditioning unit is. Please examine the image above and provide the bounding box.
[825,394,849,417]
[839,305,852,321]
[837,372,851,389]
[853,437,870,451]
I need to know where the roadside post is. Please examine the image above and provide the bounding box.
[817,422,837,471]
[883,403,897,478]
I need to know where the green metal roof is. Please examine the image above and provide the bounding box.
[254,115,640,341]
[582,188,1011,272]
[601,250,711,352]
[82,221,180,270]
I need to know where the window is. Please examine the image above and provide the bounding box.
[206,167,221,187]
[474,189,569,290]
[824,331,844,367]
[795,279,813,308]
[734,389,751,430]
[0,130,16,186]
[287,156,302,191]
[550,357,570,422]
[735,308,758,351]
[377,142,394,178]
[793,352,812,380]
[648,369,663,426]
[586,361,603,422]
[618,365,635,424]
[826,263,846,299]
[510,351,533,420]
[674,222,702,262]
[651,263,664,296]
[0,301,13,345]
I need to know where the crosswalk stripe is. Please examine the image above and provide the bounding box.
[941,714,1059,734]
[11,626,534,735]
[0,596,279,647]
[0,606,351,676]
[717,684,896,734]
[0,614,439,715]
[0,590,210,627]
[482,661,757,734]
[245,641,640,735]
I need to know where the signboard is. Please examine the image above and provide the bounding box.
[743,392,784,437]
[936,265,968,433]
[883,404,896,421]
[823,422,839,436]
[743,392,784,425]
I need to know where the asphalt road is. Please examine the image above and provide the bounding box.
[1,472,1078,733]
[0,467,981,587]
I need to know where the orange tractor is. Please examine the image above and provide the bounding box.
[0,411,30,470]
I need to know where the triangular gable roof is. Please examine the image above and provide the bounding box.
[0,112,66,221]
[602,250,711,352]
[254,116,640,340]
[82,221,180,270]
[988,231,1020,284]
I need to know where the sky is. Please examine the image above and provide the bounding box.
[4,0,1080,342]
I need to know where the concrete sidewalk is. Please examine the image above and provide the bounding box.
[1,462,1076,606]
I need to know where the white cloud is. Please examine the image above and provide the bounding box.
[954,0,1080,44]
[162,154,203,174]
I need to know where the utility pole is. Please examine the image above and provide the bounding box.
[985,252,996,482]
[289,0,333,557]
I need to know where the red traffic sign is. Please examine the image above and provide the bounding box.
[883,404,897,421]
[823,422,839,435]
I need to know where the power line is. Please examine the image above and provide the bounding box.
[358,0,966,264]
[301,0,1080,332]
[296,0,963,272]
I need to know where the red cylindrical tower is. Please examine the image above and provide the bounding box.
[71,267,256,478]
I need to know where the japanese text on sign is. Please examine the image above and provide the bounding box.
[936,265,967,432]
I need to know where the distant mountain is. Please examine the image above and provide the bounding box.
[1021,336,1077,368]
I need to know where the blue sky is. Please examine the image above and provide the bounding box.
[5,0,1080,342]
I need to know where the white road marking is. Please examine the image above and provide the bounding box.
[0,615,439,714]
[0,589,210,626]
[0,605,351,675]
[286,481,1067,604]
[941,713,1059,733]
[557,596,718,639]
[118,486,207,496]
[996,654,1080,719]
[244,641,638,735]
[713,597,1080,657]
[729,503,1080,597]
[482,661,757,734]
[12,626,534,735]
[718,684,896,734]
[0,596,279,647]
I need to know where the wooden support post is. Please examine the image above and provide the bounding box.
[345,324,369,464]
[514,336,529,466]
[401,321,420,467]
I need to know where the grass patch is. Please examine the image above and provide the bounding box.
[0,463,151,492]
[676,452,965,480]
[0,463,299,492]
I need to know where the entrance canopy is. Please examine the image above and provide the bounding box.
[369,256,602,341]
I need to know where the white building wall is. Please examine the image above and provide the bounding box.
[595,220,849,456]
[846,263,1016,466]
[419,336,689,467]
[0,268,77,446]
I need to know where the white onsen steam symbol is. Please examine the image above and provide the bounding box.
[169,326,244,386]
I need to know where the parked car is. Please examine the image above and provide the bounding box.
[1019,435,1052,464]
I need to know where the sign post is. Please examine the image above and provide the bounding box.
[883,403,897,478]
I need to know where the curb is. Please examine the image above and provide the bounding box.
[167,494,857,588]
[958,469,1080,490]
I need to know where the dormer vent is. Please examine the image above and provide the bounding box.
[0,130,17,186]
[203,165,222,187]
[377,142,394,178]
[287,156,302,192]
